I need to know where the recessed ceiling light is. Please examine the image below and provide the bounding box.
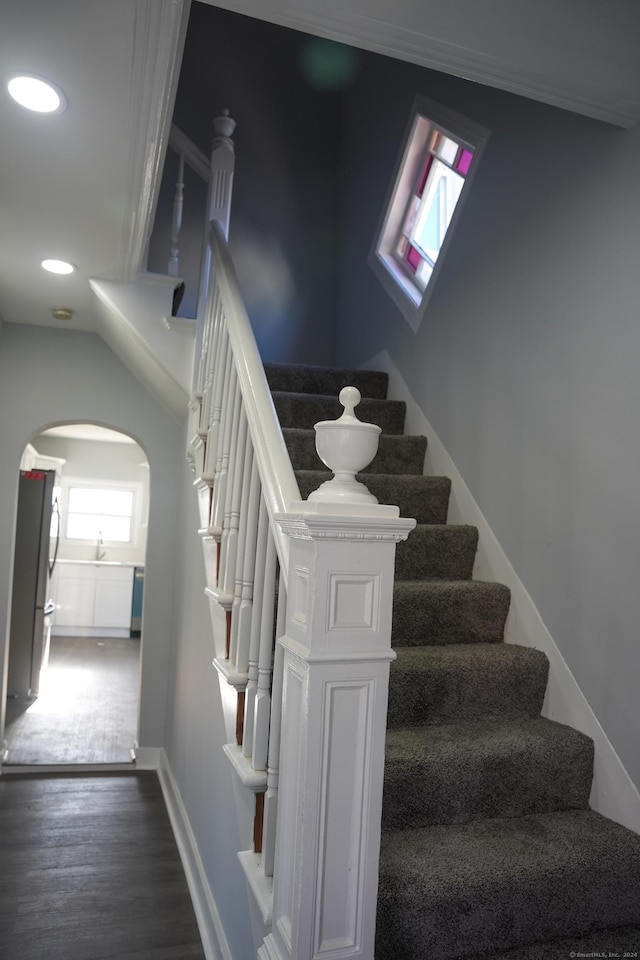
[7,74,66,114]
[41,259,75,275]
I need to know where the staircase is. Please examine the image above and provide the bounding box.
[264,359,640,959]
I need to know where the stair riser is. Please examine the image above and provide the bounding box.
[395,525,478,580]
[273,392,407,434]
[392,582,511,645]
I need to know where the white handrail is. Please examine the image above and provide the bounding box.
[208,220,300,579]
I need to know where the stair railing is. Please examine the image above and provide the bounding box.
[186,112,415,960]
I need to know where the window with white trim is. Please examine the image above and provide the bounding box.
[370,96,489,332]
[63,483,138,544]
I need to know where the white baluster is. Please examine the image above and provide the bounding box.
[252,533,277,773]
[222,406,248,600]
[204,333,231,487]
[235,457,260,675]
[243,496,268,760]
[200,286,222,431]
[218,378,243,594]
[168,152,184,278]
[261,582,286,877]
[210,362,238,535]
[229,430,254,668]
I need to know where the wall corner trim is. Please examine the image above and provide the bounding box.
[158,750,232,960]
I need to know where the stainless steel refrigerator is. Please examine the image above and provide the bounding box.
[7,469,56,699]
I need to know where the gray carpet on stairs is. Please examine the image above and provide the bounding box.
[267,360,640,960]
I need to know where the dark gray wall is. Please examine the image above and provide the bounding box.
[335,53,640,790]
[151,2,347,364]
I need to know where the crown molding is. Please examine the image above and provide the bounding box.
[201,0,639,128]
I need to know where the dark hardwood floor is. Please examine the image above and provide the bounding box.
[0,771,205,959]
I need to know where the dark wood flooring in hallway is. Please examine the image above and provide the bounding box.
[0,771,205,960]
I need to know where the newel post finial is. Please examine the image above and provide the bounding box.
[213,107,236,148]
[308,385,381,505]
[209,108,236,239]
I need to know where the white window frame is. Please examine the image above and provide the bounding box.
[58,478,143,549]
[369,95,490,333]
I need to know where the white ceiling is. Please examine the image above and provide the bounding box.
[0,0,187,335]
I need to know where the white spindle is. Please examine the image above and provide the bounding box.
[243,496,268,760]
[200,286,222,429]
[222,406,248,599]
[234,457,260,675]
[218,378,242,590]
[261,582,286,877]
[204,333,231,487]
[168,152,185,278]
[252,533,277,773]
[211,362,238,535]
[229,430,254,667]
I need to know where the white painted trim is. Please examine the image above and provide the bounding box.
[132,745,163,769]
[170,124,211,183]
[90,278,189,419]
[223,742,267,790]
[51,627,131,639]
[121,0,192,281]
[367,349,640,834]
[158,749,232,960]
[164,315,198,333]
[1,763,135,776]
[237,850,273,926]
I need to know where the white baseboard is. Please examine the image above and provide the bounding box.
[132,745,162,769]
[367,350,640,834]
[158,750,232,960]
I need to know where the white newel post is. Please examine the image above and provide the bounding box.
[260,390,415,960]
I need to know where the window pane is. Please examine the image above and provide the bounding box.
[406,245,421,272]
[434,133,458,165]
[68,487,133,517]
[412,159,464,265]
[66,513,131,542]
[456,149,473,176]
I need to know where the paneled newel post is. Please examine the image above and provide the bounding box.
[260,390,415,960]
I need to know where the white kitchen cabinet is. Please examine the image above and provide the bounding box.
[51,563,134,637]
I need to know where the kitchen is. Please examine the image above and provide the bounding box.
[4,423,148,766]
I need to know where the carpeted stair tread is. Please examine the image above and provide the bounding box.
[468,925,640,959]
[383,717,594,829]
[387,643,548,728]
[283,427,427,474]
[272,391,407,434]
[376,809,640,960]
[295,471,451,523]
[392,580,511,645]
[264,361,389,399]
[395,524,478,580]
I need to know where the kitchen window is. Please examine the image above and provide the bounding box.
[64,483,137,544]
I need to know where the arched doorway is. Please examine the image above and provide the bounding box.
[4,423,149,766]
